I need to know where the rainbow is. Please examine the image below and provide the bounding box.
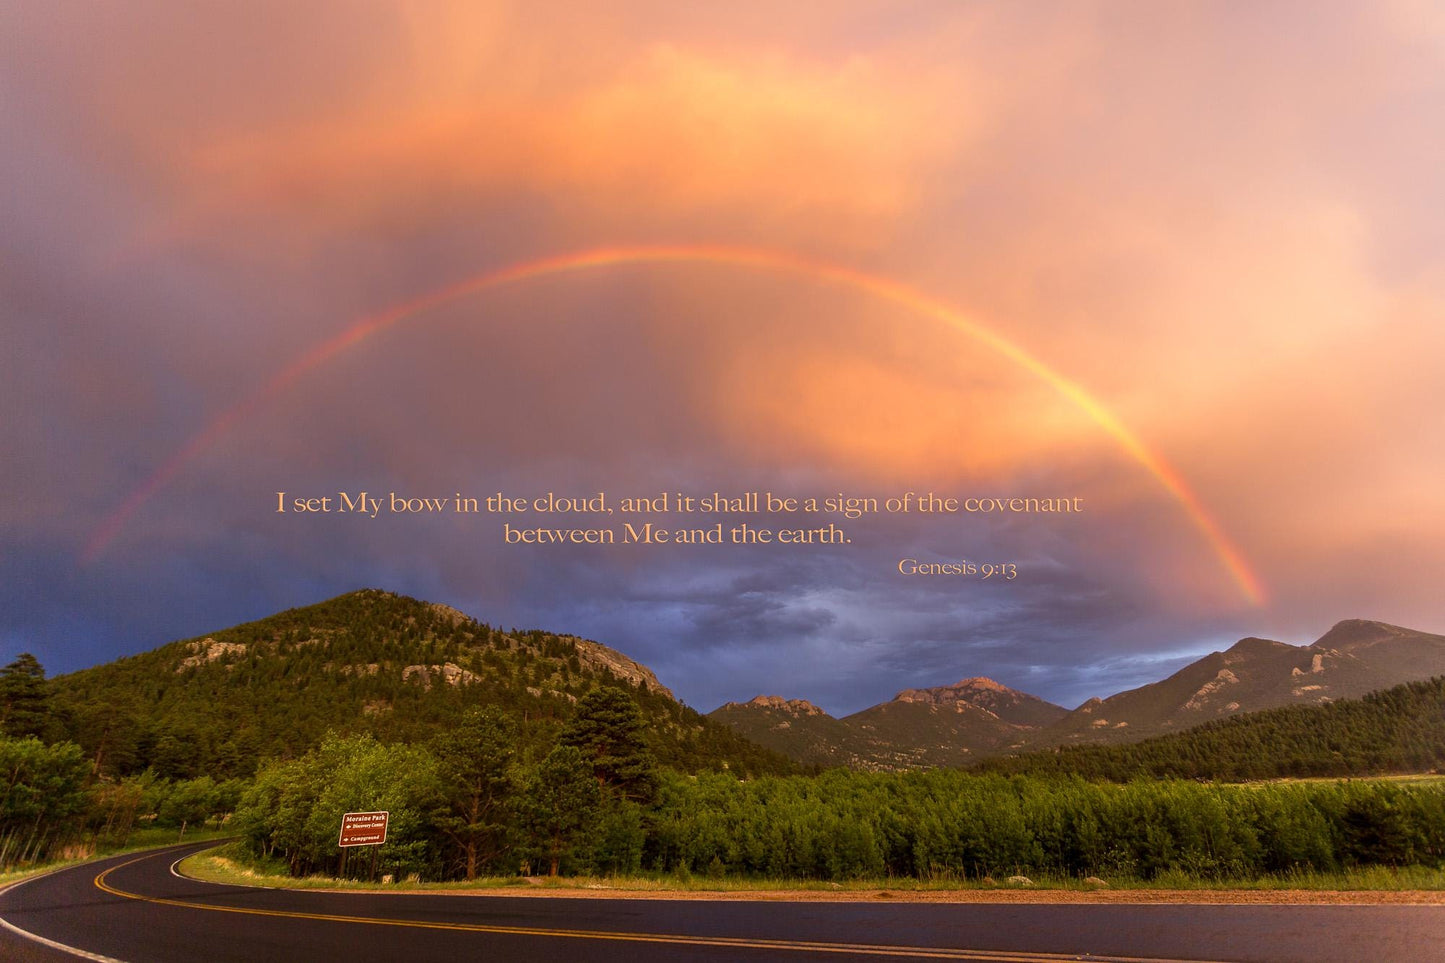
[81,243,1266,604]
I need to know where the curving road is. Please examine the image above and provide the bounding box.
[2,842,1444,963]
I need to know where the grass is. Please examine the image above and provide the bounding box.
[179,843,1445,894]
[1257,773,1445,786]
[0,825,232,888]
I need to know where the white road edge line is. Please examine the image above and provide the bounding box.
[0,869,130,963]
[171,846,286,890]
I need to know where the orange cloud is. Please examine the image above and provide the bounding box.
[150,42,968,257]
[708,340,1094,482]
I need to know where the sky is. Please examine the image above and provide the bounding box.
[3,1,1443,715]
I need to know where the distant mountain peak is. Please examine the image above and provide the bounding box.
[957,676,1010,692]
[1326,618,1400,633]
[723,695,828,716]
[886,677,1068,729]
[1313,619,1435,652]
[892,677,1013,703]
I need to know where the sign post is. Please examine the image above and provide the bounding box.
[338,811,389,880]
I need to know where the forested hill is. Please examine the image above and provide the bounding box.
[972,676,1445,781]
[47,589,798,780]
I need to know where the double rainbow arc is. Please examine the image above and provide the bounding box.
[81,244,1265,605]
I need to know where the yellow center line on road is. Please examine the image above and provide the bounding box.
[93,851,1234,963]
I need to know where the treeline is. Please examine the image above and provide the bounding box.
[15,718,1445,883]
[975,677,1445,782]
[3,649,243,869]
[236,731,1445,882]
[648,770,1445,880]
[230,686,1445,882]
[0,733,245,870]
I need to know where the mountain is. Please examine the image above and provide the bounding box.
[708,620,1445,770]
[839,698,1022,767]
[1032,619,1445,747]
[975,675,1445,781]
[47,589,799,780]
[709,678,1067,771]
[892,677,1070,727]
[708,696,876,769]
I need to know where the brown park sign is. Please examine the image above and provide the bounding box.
[338,810,389,847]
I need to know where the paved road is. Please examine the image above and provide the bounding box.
[3,842,1444,962]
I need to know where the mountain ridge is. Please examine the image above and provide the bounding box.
[708,618,1445,769]
[43,595,1445,776]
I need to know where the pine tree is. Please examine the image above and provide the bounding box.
[560,687,659,804]
[0,653,49,739]
[431,707,517,879]
[523,745,599,876]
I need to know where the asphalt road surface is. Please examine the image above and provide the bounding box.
[3,842,1444,963]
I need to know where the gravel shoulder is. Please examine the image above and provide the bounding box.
[371,885,1445,904]
[180,847,1445,905]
